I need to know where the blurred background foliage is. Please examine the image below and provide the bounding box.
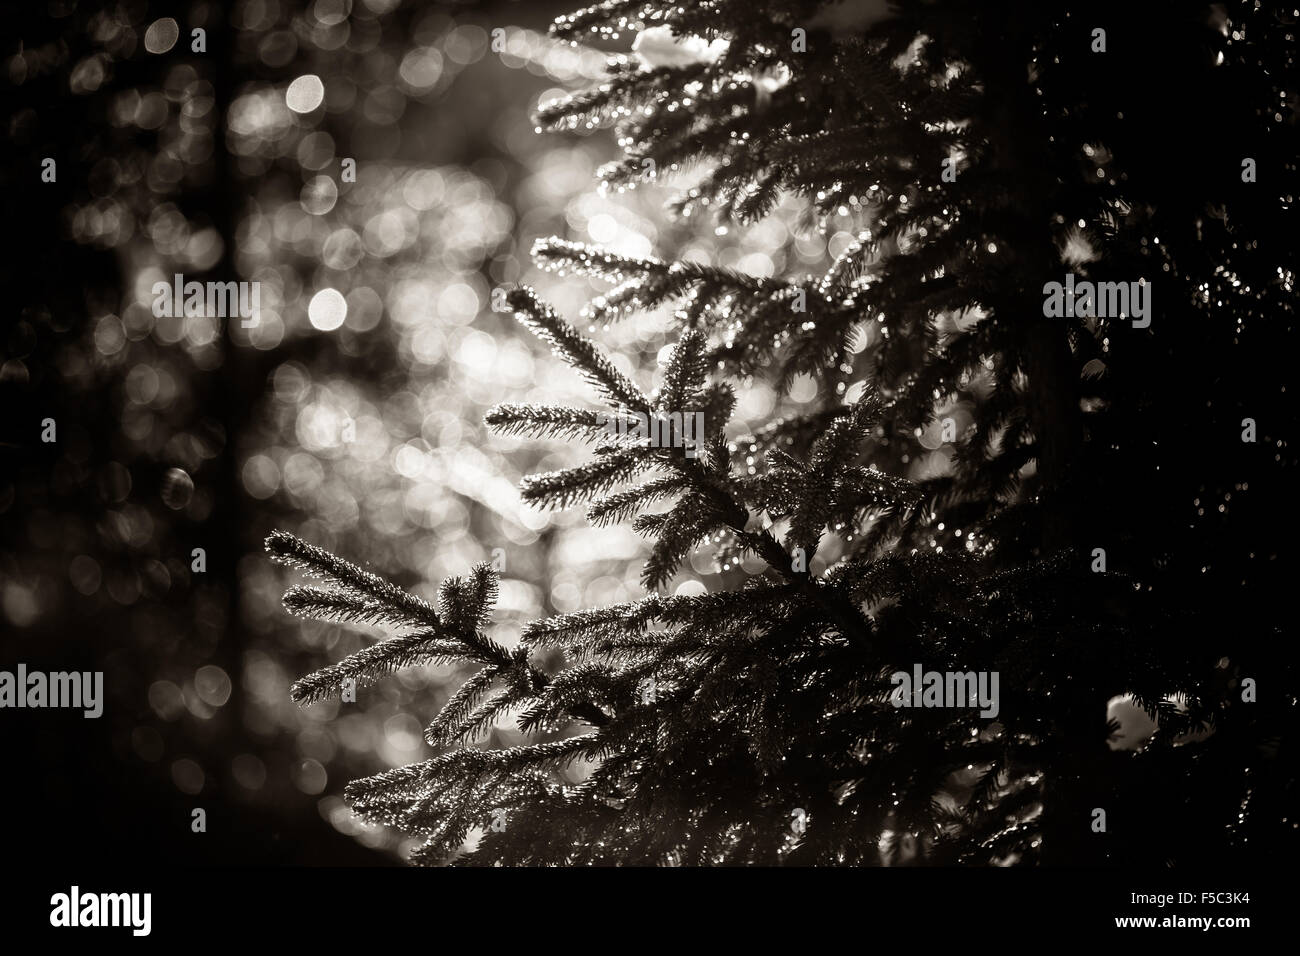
[1,0,850,862]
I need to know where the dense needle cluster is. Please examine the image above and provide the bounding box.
[270,0,1297,865]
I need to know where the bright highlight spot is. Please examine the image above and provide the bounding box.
[144,18,180,54]
[286,74,325,113]
[308,289,348,330]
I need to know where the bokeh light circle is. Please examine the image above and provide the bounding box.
[286,74,325,113]
[308,289,348,331]
[144,18,180,54]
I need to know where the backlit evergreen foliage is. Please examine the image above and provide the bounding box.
[270,0,1297,865]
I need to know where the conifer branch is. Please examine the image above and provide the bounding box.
[506,286,649,412]
[266,531,442,630]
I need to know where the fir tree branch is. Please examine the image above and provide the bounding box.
[520,449,650,510]
[506,286,649,412]
[485,404,617,442]
[289,630,467,705]
[266,531,441,630]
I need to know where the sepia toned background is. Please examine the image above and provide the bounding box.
[1,0,850,863]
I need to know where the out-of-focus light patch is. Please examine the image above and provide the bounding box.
[228,89,292,142]
[242,652,289,707]
[441,448,522,519]
[735,381,776,421]
[794,230,826,261]
[403,169,446,210]
[313,0,352,26]
[184,313,219,348]
[362,85,407,125]
[98,461,132,502]
[399,46,444,92]
[131,726,164,762]
[394,442,430,479]
[122,302,156,341]
[689,548,718,576]
[308,288,348,330]
[146,204,187,256]
[501,521,540,548]
[185,228,223,270]
[125,364,160,404]
[496,579,543,616]
[247,311,286,351]
[918,420,946,450]
[631,309,671,344]
[195,665,233,707]
[171,759,205,795]
[633,25,728,70]
[259,30,298,68]
[789,373,818,403]
[1107,693,1157,751]
[489,620,524,653]
[363,207,418,257]
[184,681,218,719]
[409,327,445,365]
[309,15,352,52]
[911,449,954,482]
[286,74,326,113]
[144,17,180,53]
[555,526,644,567]
[301,175,339,215]
[404,484,457,532]
[149,681,186,721]
[1059,227,1098,267]
[390,278,436,327]
[495,339,535,388]
[68,55,108,95]
[135,91,169,130]
[94,314,126,356]
[297,131,336,169]
[673,579,707,597]
[298,726,337,763]
[0,359,30,384]
[827,230,858,260]
[105,567,143,606]
[282,452,325,497]
[294,758,328,794]
[454,328,498,375]
[160,467,195,510]
[422,410,461,449]
[297,401,351,453]
[550,579,582,613]
[345,286,383,331]
[349,415,388,463]
[581,575,625,608]
[273,362,312,403]
[444,24,489,65]
[737,252,775,278]
[242,454,281,499]
[69,555,102,596]
[439,282,483,325]
[746,217,790,249]
[383,713,423,754]
[232,754,267,790]
[587,213,619,244]
[2,582,40,627]
[143,558,172,596]
[323,227,364,270]
[321,795,365,837]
